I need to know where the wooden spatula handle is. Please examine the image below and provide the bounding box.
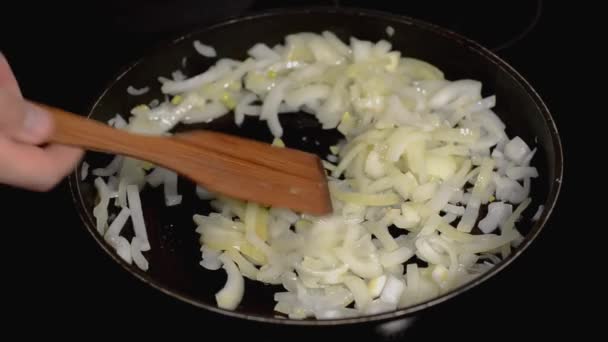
[37,103,160,161]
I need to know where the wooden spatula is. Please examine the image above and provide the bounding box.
[36,102,333,215]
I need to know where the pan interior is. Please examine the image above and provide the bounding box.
[70,8,562,324]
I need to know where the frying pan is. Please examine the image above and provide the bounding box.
[69,7,563,326]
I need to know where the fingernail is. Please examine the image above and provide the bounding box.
[23,102,52,139]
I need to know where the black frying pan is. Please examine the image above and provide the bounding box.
[69,7,563,326]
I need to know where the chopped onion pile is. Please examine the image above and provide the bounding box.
[85,32,539,319]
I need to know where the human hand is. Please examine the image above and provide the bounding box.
[0,53,83,191]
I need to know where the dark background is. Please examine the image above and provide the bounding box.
[1,0,576,339]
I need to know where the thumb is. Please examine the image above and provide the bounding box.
[0,89,54,145]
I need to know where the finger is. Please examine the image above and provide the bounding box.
[0,136,83,191]
[0,52,22,97]
[0,90,54,145]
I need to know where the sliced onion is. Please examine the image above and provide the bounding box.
[193,40,217,57]
[171,70,186,81]
[131,237,149,271]
[504,136,531,165]
[114,236,133,264]
[146,167,165,187]
[343,275,371,310]
[227,248,259,279]
[506,166,539,180]
[92,155,124,177]
[380,246,414,268]
[80,162,89,181]
[261,79,291,137]
[127,86,149,96]
[248,43,281,61]
[234,92,259,126]
[108,114,128,129]
[127,184,149,249]
[200,245,222,271]
[163,170,182,206]
[380,275,405,305]
[161,62,231,94]
[532,204,544,222]
[103,207,131,243]
[457,197,481,233]
[215,253,245,310]
[478,202,513,234]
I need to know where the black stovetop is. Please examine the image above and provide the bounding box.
[1,1,574,338]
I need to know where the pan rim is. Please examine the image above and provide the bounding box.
[68,6,564,326]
